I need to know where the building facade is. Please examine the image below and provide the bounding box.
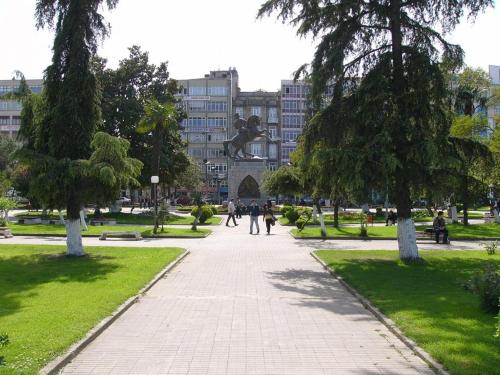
[488,65,500,131]
[0,78,43,138]
[280,80,310,164]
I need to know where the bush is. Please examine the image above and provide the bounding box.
[285,208,300,224]
[0,333,8,367]
[281,204,293,216]
[0,218,6,227]
[375,207,383,217]
[209,205,218,215]
[411,210,429,220]
[190,206,214,224]
[465,263,500,314]
[484,241,498,255]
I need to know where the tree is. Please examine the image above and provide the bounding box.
[20,0,120,256]
[262,165,303,198]
[454,67,490,117]
[175,156,202,192]
[259,0,492,261]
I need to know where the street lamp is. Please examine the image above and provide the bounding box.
[151,175,159,233]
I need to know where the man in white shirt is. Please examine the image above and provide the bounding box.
[226,198,238,226]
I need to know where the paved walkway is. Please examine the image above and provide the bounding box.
[8,218,465,374]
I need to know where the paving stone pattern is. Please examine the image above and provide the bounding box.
[55,217,436,374]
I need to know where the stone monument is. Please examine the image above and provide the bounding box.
[224,115,280,203]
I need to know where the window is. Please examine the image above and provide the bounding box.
[184,117,206,130]
[282,115,304,128]
[207,117,227,128]
[268,107,278,123]
[268,127,277,139]
[189,86,206,96]
[268,144,277,159]
[283,131,301,143]
[495,106,500,115]
[207,86,227,96]
[208,133,226,143]
[234,107,244,118]
[268,162,277,171]
[0,101,22,111]
[207,101,227,112]
[282,146,296,160]
[206,148,224,158]
[188,100,206,112]
[188,133,205,143]
[250,143,262,156]
[251,106,261,117]
[187,148,203,158]
[0,116,9,125]
[30,85,42,94]
[282,100,299,113]
[11,116,21,125]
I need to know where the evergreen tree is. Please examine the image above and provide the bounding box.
[20,0,121,255]
[259,0,492,260]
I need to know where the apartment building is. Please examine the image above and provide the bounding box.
[0,78,43,138]
[176,69,238,199]
[488,65,500,131]
[280,80,310,163]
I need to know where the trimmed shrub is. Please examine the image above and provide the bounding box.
[465,263,500,314]
[209,205,218,215]
[285,208,300,224]
[190,206,214,224]
[281,204,293,216]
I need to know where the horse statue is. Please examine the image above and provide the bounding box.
[223,114,279,159]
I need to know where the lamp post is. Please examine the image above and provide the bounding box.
[151,175,159,234]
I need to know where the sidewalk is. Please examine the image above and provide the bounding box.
[13,217,454,374]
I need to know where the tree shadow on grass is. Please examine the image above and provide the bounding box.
[0,252,120,318]
[324,256,500,374]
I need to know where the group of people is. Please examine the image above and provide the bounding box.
[226,198,276,235]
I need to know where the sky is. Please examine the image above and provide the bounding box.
[1,0,499,91]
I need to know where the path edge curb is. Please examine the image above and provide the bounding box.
[310,251,450,375]
[40,249,190,375]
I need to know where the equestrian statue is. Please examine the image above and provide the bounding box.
[223,114,280,159]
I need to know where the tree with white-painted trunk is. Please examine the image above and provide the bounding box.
[259,0,492,260]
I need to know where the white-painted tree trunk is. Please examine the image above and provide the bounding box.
[58,210,65,225]
[79,210,88,231]
[493,209,500,223]
[4,210,9,221]
[397,217,419,260]
[312,205,318,222]
[318,213,327,237]
[450,206,458,223]
[66,219,85,256]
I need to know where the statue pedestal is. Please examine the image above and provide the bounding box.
[228,160,268,204]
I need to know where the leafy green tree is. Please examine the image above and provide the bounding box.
[175,156,202,192]
[259,0,492,260]
[454,67,490,117]
[19,0,122,256]
[262,165,303,198]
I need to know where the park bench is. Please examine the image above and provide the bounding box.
[99,231,142,241]
[16,217,42,224]
[0,227,13,238]
[90,218,117,226]
[415,227,450,244]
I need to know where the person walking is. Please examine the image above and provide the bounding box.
[263,204,276,235]
[235,198,242,219]
[226,198,238,227]
[249,200,260,234]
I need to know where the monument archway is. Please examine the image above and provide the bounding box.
[237,175,261,199]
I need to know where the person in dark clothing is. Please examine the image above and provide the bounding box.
[386,210,397,226]
[263,204,276,235]
[249,200,260,234]
[235,198,242,219]
[432,211,449,244]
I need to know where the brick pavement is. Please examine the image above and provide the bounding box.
[55,217,437,374]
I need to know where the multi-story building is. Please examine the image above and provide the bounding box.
[488,65,500,131]
[280,80,310,164]
[177,69,239,200]
[0,78,43,138]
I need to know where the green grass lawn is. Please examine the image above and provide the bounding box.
[314,250,500,375]
[291,223,500,239]
[7,223,210,237]
[0,244,184,374]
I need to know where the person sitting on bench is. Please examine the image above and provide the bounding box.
[386,210,397,226]
[432,211,448,244]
